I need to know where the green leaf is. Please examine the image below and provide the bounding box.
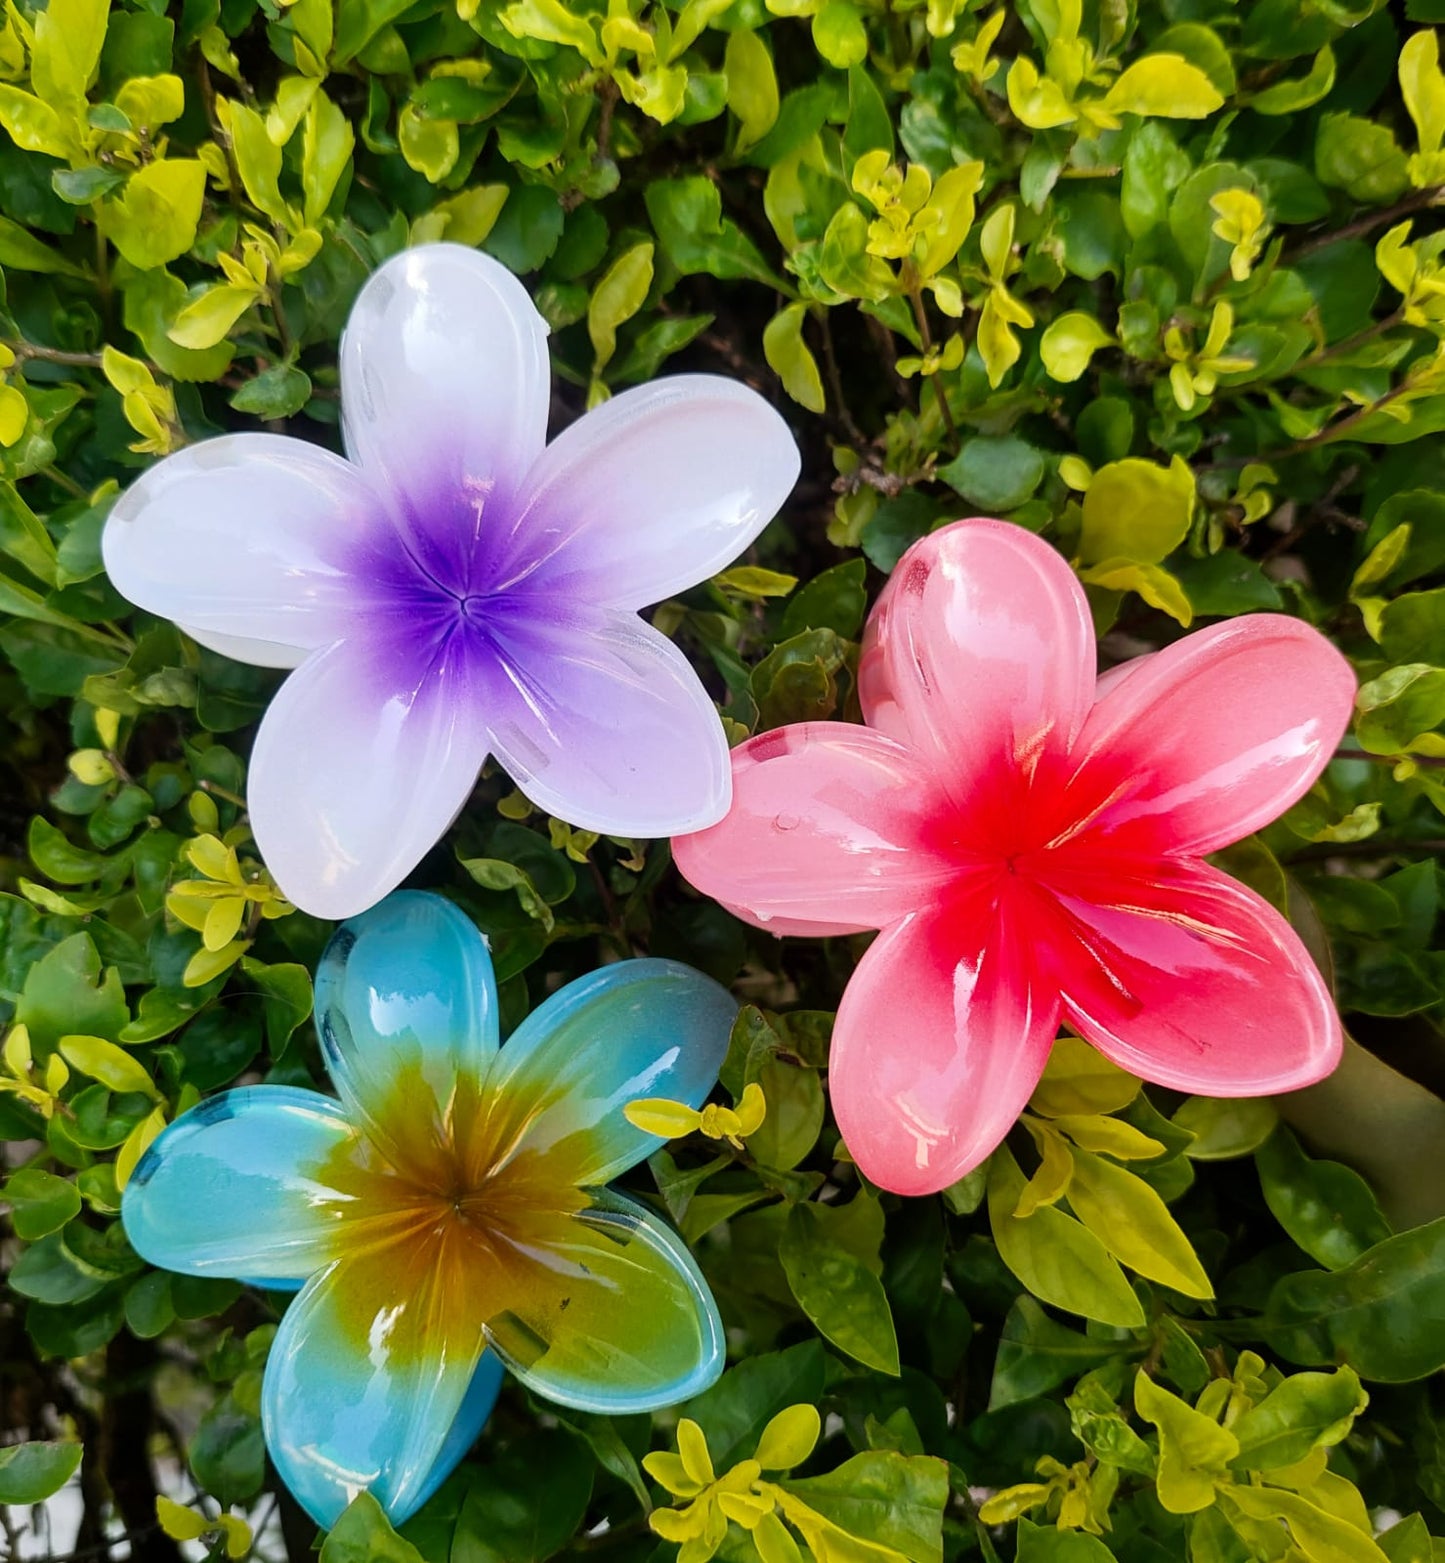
[988,1296,1122,1411]
[1256,1126,1393,1269]
[189,1395,265,1508]
[1,1166,81,1240]
[1133,1371,1238,1513]
[101,160,207,270]
[1064,1146,1212,1297]
[646,175,784,288]
[322,1493,426,1563]
[1016,1518,1119,1561]
[781,1201,901,1374]
[1251,46,1336,115]
[1266,1216,1445,1382]
[1229,1367,1368,1470]
[1316,114,1409,204]
[16,933,128,1049]
[763,302,826,414]
[0,1441,83,1504]
[939,435,1045,512]
[230,363,312,419]
[781,559,868,640]
[777,1451,948,1563]
[0,214,86,276]
[683,1341,827,1471]
[1079,456,1195,566]
[454,1431,593,1563]
[1103,55,1225,118]
[239,958,313,1055]
[1174,1096,1277,1160]
[987,1147,1146,1329]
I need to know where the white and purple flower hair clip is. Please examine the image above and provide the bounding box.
[102,243,799,919]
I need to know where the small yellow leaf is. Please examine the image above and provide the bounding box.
[1030,1037,1141,1118]
[59,1034,159,1099]
[117,1106,167,1190]
[754,1404,821,1471]
[1051,1113,1165,1160]
[156,1497,210,1543]
[624,1097,704,1138]
[677,1419,716,1489]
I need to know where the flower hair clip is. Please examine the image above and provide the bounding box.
[102,244,800,919]
[675,518,1356,1196]
[122,892,736,1526]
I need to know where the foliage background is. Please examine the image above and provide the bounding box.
[3,0,1445,1559]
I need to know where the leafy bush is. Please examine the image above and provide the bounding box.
[3,0,1445,1560]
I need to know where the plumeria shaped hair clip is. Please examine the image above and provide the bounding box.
[102,244,800,919]
[675,518,1356,1196]
[122,892,736,1527]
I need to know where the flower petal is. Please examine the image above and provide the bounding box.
[340,244,550,588]
[501,377,799,609]
[1068,616,1356,855]
[261,1252,494,1529]
[481,958,735,1187]
[858,518,1096,808]
[1044,856,1341,1095]
[483,1189,724,1414]
[101,434,396,668]
[121,1086,357,1281]
[672,722,957,937]
[829,883,1061,1196]
[481,604,730,836]
[314,892,499,1156]
[247,637,489,920]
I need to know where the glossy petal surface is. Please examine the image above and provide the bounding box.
[483,1189,725,1415]
[673,723,956,937]
[122,1087,358,1280]
[503,377,800,608]
[314,892,499,1157]
[101,434,393,668]
[481,604,731,836]
[484,959,736,1187]
[1045,857,1342,1094]
[262,1249,491,1530]
[678,518,1353,1194]
[1069,616,1358,856]
[829,888,1060,1195]
[340,244,550,587]
[858,518,1095,807]
[247,637,489,920]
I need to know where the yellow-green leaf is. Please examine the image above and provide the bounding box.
[1050,1113,1166,1160]
[32,0,108,106]
[1401,31,1445,161]
[1103,54,1225,119]
[0,85,79,159]
[168,284,262,350]
[1030,1037,1141,1118]
[101,160,208,270]
[1080,558,1194,626]
[725,28,779,152]
[987,1146,1146,1329]
[416,185,509,247]
[399,101,459,183]
[755,1404,821,1471]
[117,1106,166,1189]
[589,240,654,374]
[1134,1371,1238,1514]
[1017,1119,1075,1216]
[1006,56,1076,129]
[302,89,354,225]
[763,303,826,414]
[156,1497,210,1543]
[623,1097,703,1138]
[915,158,984,276]
[1065,1146,1214,1298]
[1078,455,1195,566]
[0,384,27,447]
[59,1034,159,1099]
[1221,1484,1388,1563]
[1041,311,1114,382]
[226,98,290,220]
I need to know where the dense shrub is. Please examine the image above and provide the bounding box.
[3,0,1445,1560]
